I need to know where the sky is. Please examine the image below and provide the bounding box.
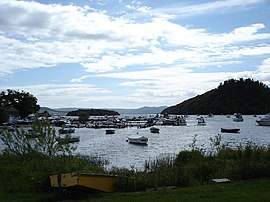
[0,0,270,109]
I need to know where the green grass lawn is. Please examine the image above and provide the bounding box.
[93,178,270,202]
[1,178,270,202]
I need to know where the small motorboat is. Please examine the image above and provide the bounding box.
[105,129,115,134]
[221,128,240,133]
[56,134,80,144]
[150,127,159,133]
[197,117,206,125]
[256,114,270,126]
[233,113,244,122]
[127,135,148,145]
[58,127,75,134]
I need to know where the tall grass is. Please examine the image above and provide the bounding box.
[0,118,107,193]
[111,135,270,192]
[1,119,270,195]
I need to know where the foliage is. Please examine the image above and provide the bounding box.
[2,178,270,202]
[1,129,270,194]
[0,118,75,157]
[0,89,40,118]
[0,153,106,193]
[78,111,90,123]
[0,118,107,193]
[162,78,270,115]
[67,109,120,116]
[111,135,270,192]
[0,107,9,124]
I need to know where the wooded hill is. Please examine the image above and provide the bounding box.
[162,78,270,115]
[66,109,120,116]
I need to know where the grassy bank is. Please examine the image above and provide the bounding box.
[97,178,270,202]
[1,178,270,202]
[1,120,270,201]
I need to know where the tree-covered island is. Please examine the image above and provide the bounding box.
[66,109,120,116]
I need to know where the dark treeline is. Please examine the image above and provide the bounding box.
[162,78,270,115]
[67,109,120,116]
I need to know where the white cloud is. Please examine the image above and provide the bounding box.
[0,0,269,77]
[0,83,111,107]
[153,0,266,17]
[258,58,270,73]
[0,0,269,108]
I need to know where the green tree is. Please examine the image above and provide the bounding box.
[0,117,76,157]
[0,89,40,118]
[78,111,90,123]
[0,108,9,124]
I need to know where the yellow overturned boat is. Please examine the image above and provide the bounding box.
[50,173,118,192]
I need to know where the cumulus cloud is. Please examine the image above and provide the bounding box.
[0,0,269,77]
[0,83,111,108]
[0,0,269,108]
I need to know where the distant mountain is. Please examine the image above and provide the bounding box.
[162,78,270,115]
[40,106,167,116]
[113,106,168,115]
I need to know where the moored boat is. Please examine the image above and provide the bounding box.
[127,135,148,145]
[150,127,159,133]
[221,128,240,133]
[59,127,75,134]
[233,113,244,122]
[56,134,80,144]
[256,114,270,126]
[106,129,115,134]
[197,117,206,125]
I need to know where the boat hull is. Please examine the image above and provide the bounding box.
[56,135,80,143]
[106,129,115,134]
[256,120,270,126]
[150,127,159,133]
[221,128,240,133]
[127,136,148,145]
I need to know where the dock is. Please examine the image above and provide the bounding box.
[50,173,118,192]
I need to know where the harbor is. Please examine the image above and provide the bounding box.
[12,114,266,169]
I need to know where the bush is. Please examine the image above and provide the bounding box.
[0,118,107,193]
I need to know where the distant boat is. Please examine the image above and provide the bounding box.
[233,113,244,122]
[208,113,214,118]
[106,129,115,134]
[56,134,80,144]
[150,127,160,133]
[197,117,206,125]
[127,135,148,145]
[221,128,240,133]
[256,114,270,126]
[59,128,75,134]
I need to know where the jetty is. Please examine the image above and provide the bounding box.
[50,173,118,192]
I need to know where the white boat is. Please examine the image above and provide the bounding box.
[127,135,148,145]
[233,113,244,122]
[56,134,80,144]
[197,117,206,125]
[256,114,270,126]
[150,127,159,133]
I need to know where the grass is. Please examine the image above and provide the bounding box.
[93,178,270,202]
[1,122,270,201]
[1,178,270,202]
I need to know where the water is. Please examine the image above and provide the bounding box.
[1,115,269,170]
[73,115,270,169]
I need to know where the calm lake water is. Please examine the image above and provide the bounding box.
[73,115,270,169]
[1,115,269,170]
